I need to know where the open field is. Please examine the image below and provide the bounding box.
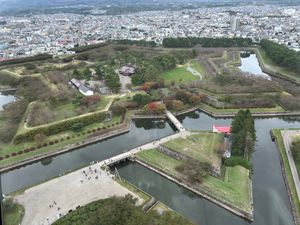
[25,96,110,128]
[162,132,223,168]
[159,67,199,84]
[273,129,300,221]
[136,149,252,213]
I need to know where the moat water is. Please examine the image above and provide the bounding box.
[239,53,271,80]
[0,92,15,110]
[1,111,300,225]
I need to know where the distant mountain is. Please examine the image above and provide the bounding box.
[0,0,299,15]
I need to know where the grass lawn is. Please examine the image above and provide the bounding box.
[136,149,252,213]
[199,102,286,114]
[273,129,300,220]
[3,198,24,225]
[159,67,199,84]
[190,60,206,74]
[0,115,122,168]
[25,96,110,128]
[201,166,251,212]
[137,149,182,177]
[162,132,223,168]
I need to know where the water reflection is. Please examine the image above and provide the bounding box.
[0,92,15,110]
[239,53,271,80]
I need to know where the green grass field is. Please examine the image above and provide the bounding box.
[190,60,206,74]
[159,67,199,84]
[136,149,252,213]
[162,132,223,168]
[273,129,300,221]
[137,149,182,177]
[202,166,251,212]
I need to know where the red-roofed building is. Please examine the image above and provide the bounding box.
[213,124,231,134]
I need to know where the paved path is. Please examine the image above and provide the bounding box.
[185,66,203,80]
[281,130,300,201]
[101,129,190,166]
[14,163,143,225]
[165,110,186,132]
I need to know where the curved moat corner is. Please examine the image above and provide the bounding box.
[1,110,300,225]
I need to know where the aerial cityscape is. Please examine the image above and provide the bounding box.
[0,1,300,225]
[0,5,300,59]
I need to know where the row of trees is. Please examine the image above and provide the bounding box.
[114,39,157,47]
[260,39,300,74]
[0,54,52,66]
[230,110,256,158]
[53,195,195,225]
[162,37,253,48]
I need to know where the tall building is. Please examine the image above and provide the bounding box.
[231,16,240,32]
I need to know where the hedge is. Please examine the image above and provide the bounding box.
[14,112,107,143]
[223,156,251,170]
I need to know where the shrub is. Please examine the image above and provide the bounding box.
[43,143,48,147]
[24,149,29,153]
[11,152,17,157]
[224,156,251,170]
[49,141,54,145]
[61,138,64,141]
[5,155,10,158]
[54,140,59,143]
[67,136,70,140]
[97,128,101,131]
[37,145,42,149]
[17,151,23,155]
[0,157,3,160]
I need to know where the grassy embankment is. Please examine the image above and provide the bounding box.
[136,132,252,213]
[256,48,300,83]
[198,102,286,114]
[273,129,300,221]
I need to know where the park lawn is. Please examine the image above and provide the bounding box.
[190,60,206,74]
[136,149,182,177]
[201,166,251,212]
[3,198,24,225]
[136,149,252,214]
[162,132,223,168]
[52,96,110,121]
[257,48,300,83]
[273,129,300,220]
[159,67,198,84]
[0,115,122,168]
[199,102,286,114]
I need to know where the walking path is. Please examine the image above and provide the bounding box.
[101,129,190,166]
[281,130,300,201]
[14,163,143,225]
[165,110,186,132]
[185,66,203,80]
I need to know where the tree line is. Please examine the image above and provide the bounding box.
[230,109,256,158]
[260,39,300,74]
[162,37,253,48]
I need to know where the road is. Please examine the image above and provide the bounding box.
[281,130,300,201]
